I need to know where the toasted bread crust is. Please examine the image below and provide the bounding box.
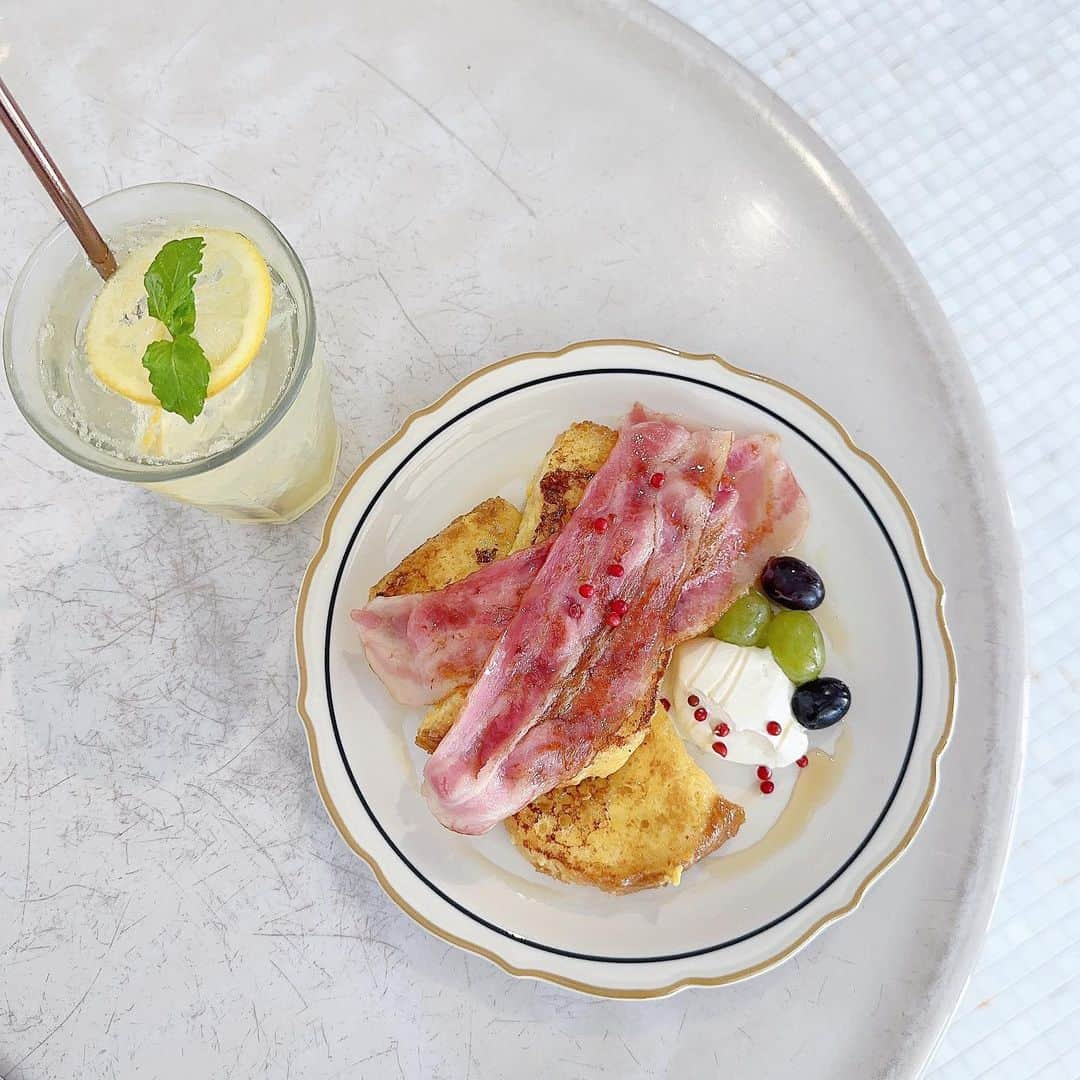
[370,497,521,601]
[415,687,466,754]
[506,706,744,893]
[513,422,617,550]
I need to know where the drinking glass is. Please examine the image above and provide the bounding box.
[4,182,339,523]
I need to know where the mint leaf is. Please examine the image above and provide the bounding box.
[144,236,204,338]
[142,334,210,423]
[141,236,210,421]
[168,290,197,338]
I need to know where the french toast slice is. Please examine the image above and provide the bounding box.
[369,496,521,601]
[506,704,745,893]
[419,697,741,891]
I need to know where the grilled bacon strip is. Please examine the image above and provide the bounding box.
[353,433,807,707]
[421,411,731,834]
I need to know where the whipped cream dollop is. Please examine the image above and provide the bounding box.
[664,638,808,768]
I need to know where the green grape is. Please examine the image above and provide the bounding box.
[711,590,772,647]
[766,610,825,684]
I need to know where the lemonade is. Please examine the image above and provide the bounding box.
[4,183,339,523]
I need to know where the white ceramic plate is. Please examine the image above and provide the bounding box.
[295,339,955,997]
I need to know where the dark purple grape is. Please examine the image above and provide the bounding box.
[761,556,825,611]
[791,677,851,730]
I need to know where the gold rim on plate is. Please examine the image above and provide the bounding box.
[293,339,957,999]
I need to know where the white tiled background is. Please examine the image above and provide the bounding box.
[652,2,1079,1076]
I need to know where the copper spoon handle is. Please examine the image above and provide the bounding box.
[0,75,116,280]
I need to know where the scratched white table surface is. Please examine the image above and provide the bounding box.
[0,2,1068,1078]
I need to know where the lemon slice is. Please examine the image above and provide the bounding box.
[85,228,273,406]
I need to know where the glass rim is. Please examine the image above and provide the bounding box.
[3,181,317,483]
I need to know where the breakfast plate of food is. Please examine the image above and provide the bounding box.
[295,338,955,997]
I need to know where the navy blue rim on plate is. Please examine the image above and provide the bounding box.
[323,367,923,964]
